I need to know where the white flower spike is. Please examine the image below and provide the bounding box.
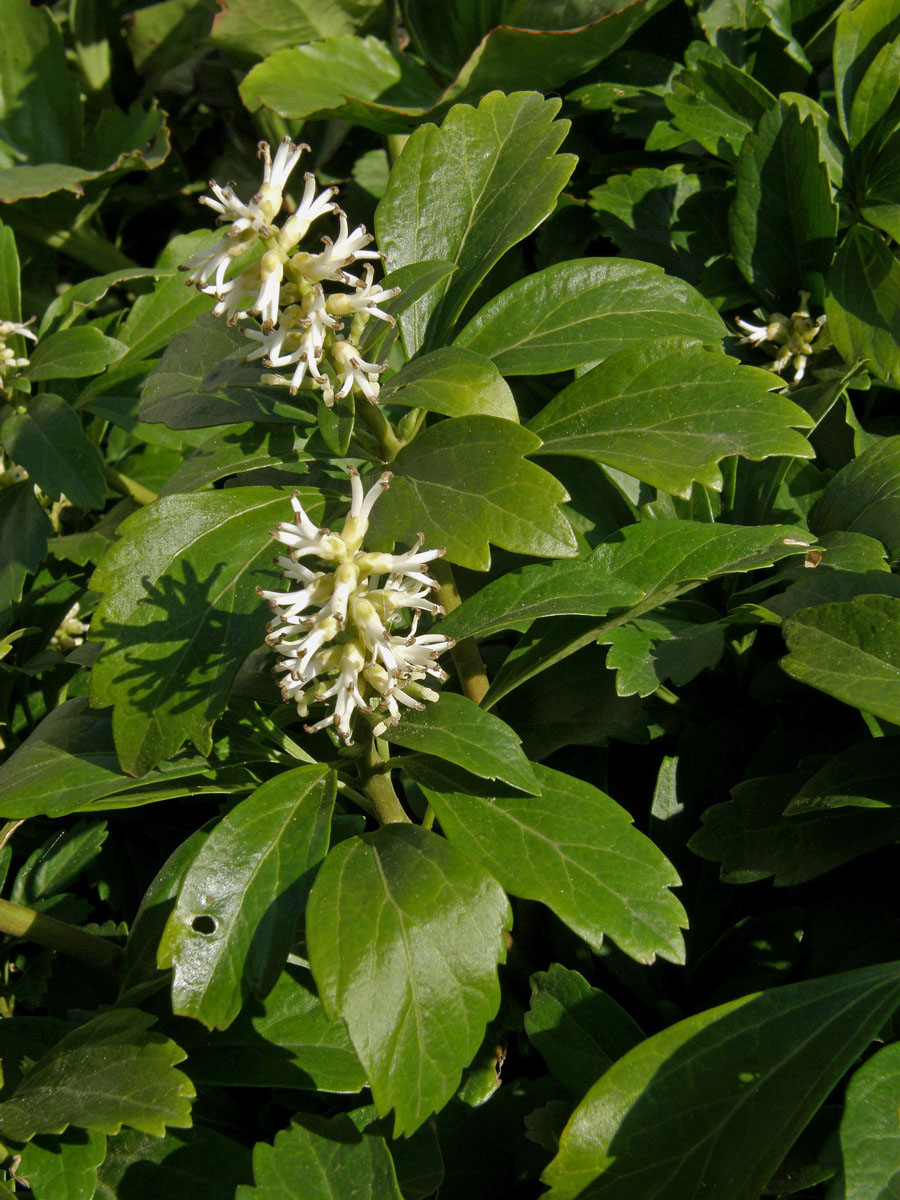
[260,470,453,744]
[735,291,829,386]
[182,138,399,408]
[0,317,37,389]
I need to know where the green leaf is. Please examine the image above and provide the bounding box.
[371,415,577,570]
[140,313,306,429]
[0,1009,194,1141]
[826,224,900,386]
[785,737,900,813]
[1,395,106,508]
[177,963,365,1093]
[88,488,318,775]
[380,347,517,420]
[159,426,309,496]
[389,693,538,793]
[528,340,813,497]
[17,1130,107,1200]
[96,1127,253,1200]
[306,825,510,1135]
[116,233,214,365]
[861,129,900,241]
[587,166,730,284]
[441,520,812,643]
[0,480,52,619]
[408,758,686,964]
[0,700,244,821]
[158,765,335,1029]
[0,221,22,321]
[834,1041,900,1200]
[25,327,127,380]
[525,964,644,1098]
[376,91,575,347]
[811,436,900,559]
[0,0,81,170]
[209,0,355,59]
[665,49,775,162]
[11,817,107,905]
[689,772,900,885]
[541,963,900,1200]
[359,259,456,359]
[454,258,725,375]
[781,595,900,723]
[236,1115,403,1200]
[729,100,838,303]
[239,36,440,128]
[833,0,900,138]
[848,36,900,152]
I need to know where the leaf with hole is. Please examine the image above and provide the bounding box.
[158,765,335,1029]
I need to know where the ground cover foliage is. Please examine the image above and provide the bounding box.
[1,0,900,1196]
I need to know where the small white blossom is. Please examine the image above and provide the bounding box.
[50,601,89,651]
[0,317,36,389]
[260,470,453,744]
[182,138,398,409]
[735,291,829,386]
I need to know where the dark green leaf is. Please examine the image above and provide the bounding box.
[177,962,365,1093]
[371,415,577,570]
[834,1041,900,1199]
[454,259,724,375]
[25,328,127,380]
[529,339,813,497]
[11,818,107,905]
[159,426,308,496]
[729,100,838,303]
[376,91,575,346]
[811,434,900,558]
[88,488,318,775]
[781,595,900,722]
[95,1127,253,1200]
[116,233,214,365]
[236,1115,403,1200]
[1,394,106,508]
[158,765,335,1029]
[525,964,644,1098]
[306,825,510,1135]
[0,480,52,619]
[665,49,775,162]
[390,693,538,793]
[380,347,517,420]
[0,1009,194,1141]
[0,0,81,169]
[588,166,730,283]
[825,224,900,385]
[140,312,304,429]
[833,0,900,137]
[0,699,244,820]
[542,963,900,1199]
[360,260,456,359]
[689,773,900,885]
[0,220,22,321]
[407,758,686,964]
[442,520,812,643]
[786,737,900,813]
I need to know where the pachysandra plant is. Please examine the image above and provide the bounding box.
[4,1,900,1196]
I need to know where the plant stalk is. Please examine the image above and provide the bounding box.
[433,560,490,705]
[0,898,123,973]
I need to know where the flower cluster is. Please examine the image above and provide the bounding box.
[181,139,399,407]
[0,317,36,391]
[259,470,454,744]
[734,291,829,385]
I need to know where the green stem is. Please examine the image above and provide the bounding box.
[359,734,410,824]
[0,898,122,972]
[104,466,157,505]
[355,396,403,462]
[432,560,490,705]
